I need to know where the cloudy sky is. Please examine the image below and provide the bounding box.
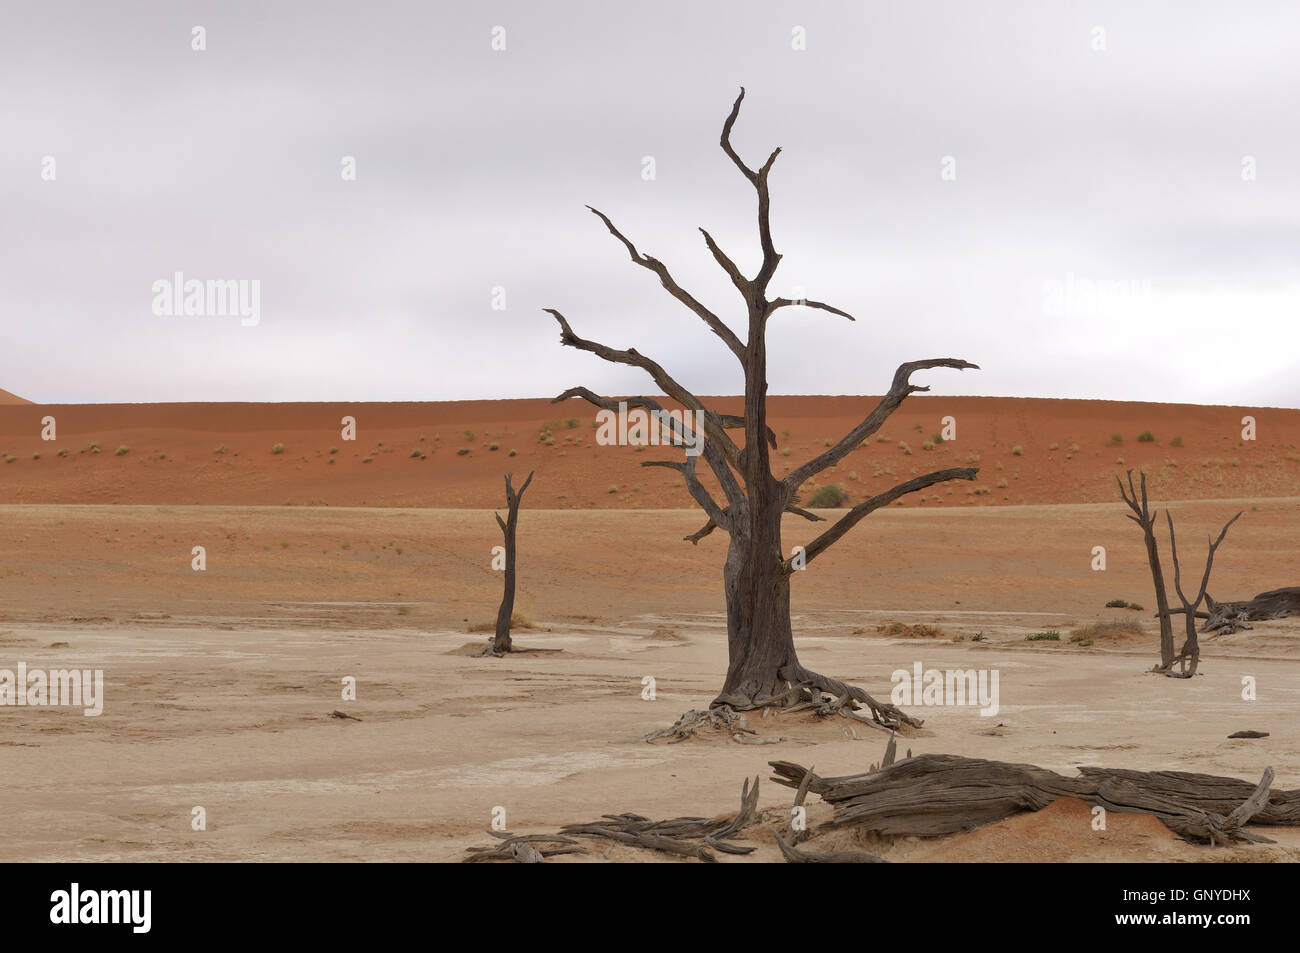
[2,0,1297,407]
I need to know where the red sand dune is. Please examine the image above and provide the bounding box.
[0,395,1297,507]
[0,387,32,405]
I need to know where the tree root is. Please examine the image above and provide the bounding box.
[462,833,588,863]
[716,665,923,731]
[644,706,779,744]
[559,775,763,861]
[770,827,888,863]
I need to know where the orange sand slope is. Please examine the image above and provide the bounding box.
[1,395,1297,507]
[0,388,32,405]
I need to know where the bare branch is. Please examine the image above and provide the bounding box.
[699,228,749,299]
[586,207,746,361]
[783,359,980,494]
[783,468,979,573]
[766,297,856,322]
[719,87,782,296]
[545,311,744,468]
[685,519,719,545]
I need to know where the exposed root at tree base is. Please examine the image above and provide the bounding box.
[712,666,923,730]
[644,699,920,746]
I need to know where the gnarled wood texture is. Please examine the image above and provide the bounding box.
[770,754,1296,845]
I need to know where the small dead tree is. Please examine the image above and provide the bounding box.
[546,89,979,725]
[485,471,533,656]
[1164,509,1242,678]
[1117,470,1175,669]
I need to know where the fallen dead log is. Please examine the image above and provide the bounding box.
[770,754,1299,845]
[1203,587,1300,634]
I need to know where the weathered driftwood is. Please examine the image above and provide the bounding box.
[770,754,1298,845]
[558,775,762,862]
[1203,587,1300,635]
[462,833,587,863]
[770,828,887,863]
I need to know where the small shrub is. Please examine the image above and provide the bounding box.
[1025,631,1060,641]
[1137,430,1155,443]
[489,443,499,451]
[921,440,935,451]
[1011,445,1023,456]
[1105,598,1129,608]
[931,433,945,445]
[876,621,947,639]
[508,449,517,457]
[1170,436,1183,447]
[329,447,339,454]
[115,445,130,456]
[57,448,68,457]
[808,484,847,508]
[1110,433,1123,444]
[362,456,374,463]
[215,444,227,454]
[456,448,469,456]
[463,430,475,441]
[410,449,422,458]
[898,441,912,455]
[271,442,285,454]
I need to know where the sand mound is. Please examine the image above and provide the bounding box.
[901,796,1182,862]
[0,387,31,405]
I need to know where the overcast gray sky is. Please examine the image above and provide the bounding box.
[2,0,1297,407]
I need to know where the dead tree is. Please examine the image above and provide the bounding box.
[546,89,978,725]
[486,471,533,656]
[1117,470,1175,669]
[1164,509,1241,677]
[1204,587,1300,635]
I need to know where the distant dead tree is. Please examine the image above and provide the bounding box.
[1118,470,1242,677]
[1204,587,1300,635]
[484,471,533,657]
[1117,471,1175,668]
[1164,509,1241,677]
[546,89,979,726]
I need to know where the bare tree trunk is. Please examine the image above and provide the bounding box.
[717,498,796,704]
[490,471,533,656]
[1117,470,1175,669]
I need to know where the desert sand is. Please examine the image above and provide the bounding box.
[2,478,1299,861]
[2,395,1297,509]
